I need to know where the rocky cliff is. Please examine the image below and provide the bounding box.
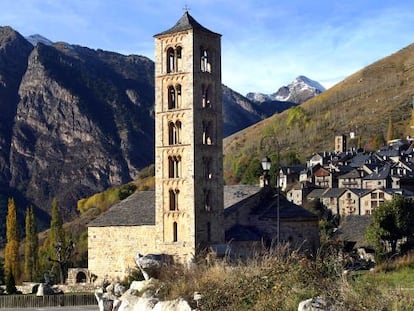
[0,27,155,220]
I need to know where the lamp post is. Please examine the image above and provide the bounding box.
[261,156,271,186]
[260,136,280,246]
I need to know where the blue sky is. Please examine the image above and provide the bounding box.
[2,0,414,95]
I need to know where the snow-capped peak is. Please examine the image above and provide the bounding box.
[26,34,53,47]
[246,76,325,104]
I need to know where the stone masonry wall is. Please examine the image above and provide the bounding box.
[88,225,156,281]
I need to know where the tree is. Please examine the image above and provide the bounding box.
[386,118,394,142]
[4,198,19,282]
[47,198,68,283]
[366,195,414,260]
[24,207,38,281]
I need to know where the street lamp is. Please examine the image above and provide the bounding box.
[260,136,280,246]
[261,156,271,186]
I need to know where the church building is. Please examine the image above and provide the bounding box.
[87,12,319,281]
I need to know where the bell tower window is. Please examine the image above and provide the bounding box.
[168,86,176,109]
[168,121,182,145]
[202,85,212,108]
[176,46,182,71]
[202,121,213,145]
[167,47,175,73]
[168,156,182,178]
[169,189,179,211]
[173,221,178,242]
[167,84,182,109]
[203,157,213,179]
[200,47,211,72]
[204,189,211,211]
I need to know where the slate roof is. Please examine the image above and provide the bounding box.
[154,11,220,37]
[321,188,346,198]
[223,185,262,209]
[260,196,318,220]
[307,188,327,199]
[338,169,361,179]
[87,191,155,227]
[334,215,373,248]
[363,164,390,180]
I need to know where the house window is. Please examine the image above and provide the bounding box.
[173,221,178,242]
[169,189,179,211]
[379,192,384,199]
[168,121,182,145]
[168,156,181,178]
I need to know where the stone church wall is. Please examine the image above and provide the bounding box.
[88,225,156,281]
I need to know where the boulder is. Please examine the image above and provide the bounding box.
[135,253,172,280]
[298,297,327,311]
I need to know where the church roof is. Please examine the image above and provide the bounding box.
[87,190,155,227]
[154,11,220,37]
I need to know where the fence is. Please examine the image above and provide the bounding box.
[0,293,96,308]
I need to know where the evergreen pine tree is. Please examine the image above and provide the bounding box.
[4,198,19,282]
[24,207,38,281]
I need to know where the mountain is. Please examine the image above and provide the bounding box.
[223,43,414,183]
[246,75,326,104]
[25,34,53,46]
[0,27,156,223]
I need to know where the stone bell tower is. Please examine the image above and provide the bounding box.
[153,12,224,262]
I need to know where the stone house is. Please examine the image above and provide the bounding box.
[359,189,393,215]
[279,165,306,191]
[320,188,346,215]
[338,189,365,216]
[286,181,318,206]
[313,166,334,188]
[362,164,391,189]
[338,169,362,188]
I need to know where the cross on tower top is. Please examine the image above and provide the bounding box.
[183,4,190,12]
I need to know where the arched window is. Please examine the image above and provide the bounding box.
[168,121,181,145]
[202,121,213,145]
[173,222,178,242]
[168,156,181,178]
[204,189,211,211]
[168,85,176,109]
[176,84,182,108]
[203,157,212,179]
[200,47,211,72]
[167,47,175,73]
[202,85,211,108]
[169,189,179,211]
[176,46,182,71]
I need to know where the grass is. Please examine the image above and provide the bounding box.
[129,247,414,310]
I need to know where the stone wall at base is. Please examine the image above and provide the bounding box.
[88,225,157,281]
